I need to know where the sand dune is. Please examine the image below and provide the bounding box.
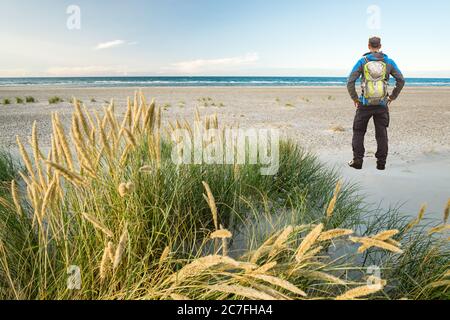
[1,86,449,218]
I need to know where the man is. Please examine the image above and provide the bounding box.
[347,36,405,170]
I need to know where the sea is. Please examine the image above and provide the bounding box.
[0,76,450,87]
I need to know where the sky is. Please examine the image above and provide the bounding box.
[1,0,450,77]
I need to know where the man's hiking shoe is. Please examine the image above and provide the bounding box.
[348,160,363,170]
[377,163,386,171]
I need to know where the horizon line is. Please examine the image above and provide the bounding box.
[2,75,450,79]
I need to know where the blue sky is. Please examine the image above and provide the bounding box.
[1,0,450,77]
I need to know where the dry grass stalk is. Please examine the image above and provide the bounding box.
[122,98,133,129]
[30,183,43,229]
[142,100,154,130]
[253,262,277,274]
[0,197,15,212]
[215,225,231,256]
[444,199,450,224]
[318,229,353,242]
[202,181,219,230]
[40,179,56,219]
[99,122,112,159]
[18,171,31,187]
[126,182,135,193]
[31,121,46,189]
[11,180,22,217]
[71,121,96,177]
[123,128,137,147]
[99,246,110,280]
[299,270,347,285]
[16,136,35,182]
[247,274,307,297]
[119,144,132,166]
[300,245,324,262]
[44,160,85,186]
[113,224,129,270]
[405,204,427,231]
[385,239,402,247]
[118,182,134,197]
[250,231,282,264]
[155,129,161,169]
[251,283,292,300]
[326,180,342,218]
[106,241,115,263]
[82,104,96,133]
[295,224,324,262]
[81,212,114,238]
[139,165,153,173]
[132,101,143,134]
[222,238,228,257]
[427,280,450,289]
[94,146,104,169]
[268,225,294,258]
[71,115,89,149]
[207,284,276,300]
[428,224,450,235]
[211,229,232,239]
[373,230,400,241]
[350,237,403,254]
[106,108,119,134]
[350,229,402,253]
[118,183,128,197]
[336,283,384,300]
[159,246,171,264]
[74,100,91,136]
[168,255,255,283]
[51,133,62,165]
[53,113,74,171]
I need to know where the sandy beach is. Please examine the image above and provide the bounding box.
[1,86,449,217]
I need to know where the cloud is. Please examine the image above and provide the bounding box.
[94,40,126,50]
[167,53,259,74]
[46,65,129,76]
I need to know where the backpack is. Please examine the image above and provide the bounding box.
[362,57,388,106]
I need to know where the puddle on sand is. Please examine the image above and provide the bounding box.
[318,151,450,221]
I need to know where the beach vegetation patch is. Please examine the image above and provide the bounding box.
[0,92,447,300]
[48,96,63,104]
[330,125,346,132]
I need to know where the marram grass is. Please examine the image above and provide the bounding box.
[0,91,448,300]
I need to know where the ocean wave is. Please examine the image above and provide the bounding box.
[1,77,449,87]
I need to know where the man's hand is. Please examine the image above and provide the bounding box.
[387,96,394,106]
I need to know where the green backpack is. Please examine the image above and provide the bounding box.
[362,57,388,106]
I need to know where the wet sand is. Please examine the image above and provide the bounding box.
[1,86,449,219]
[319,150,450,220]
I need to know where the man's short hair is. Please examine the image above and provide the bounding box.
[369,36,382,48]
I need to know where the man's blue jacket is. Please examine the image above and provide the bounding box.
[347,52,405,106]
